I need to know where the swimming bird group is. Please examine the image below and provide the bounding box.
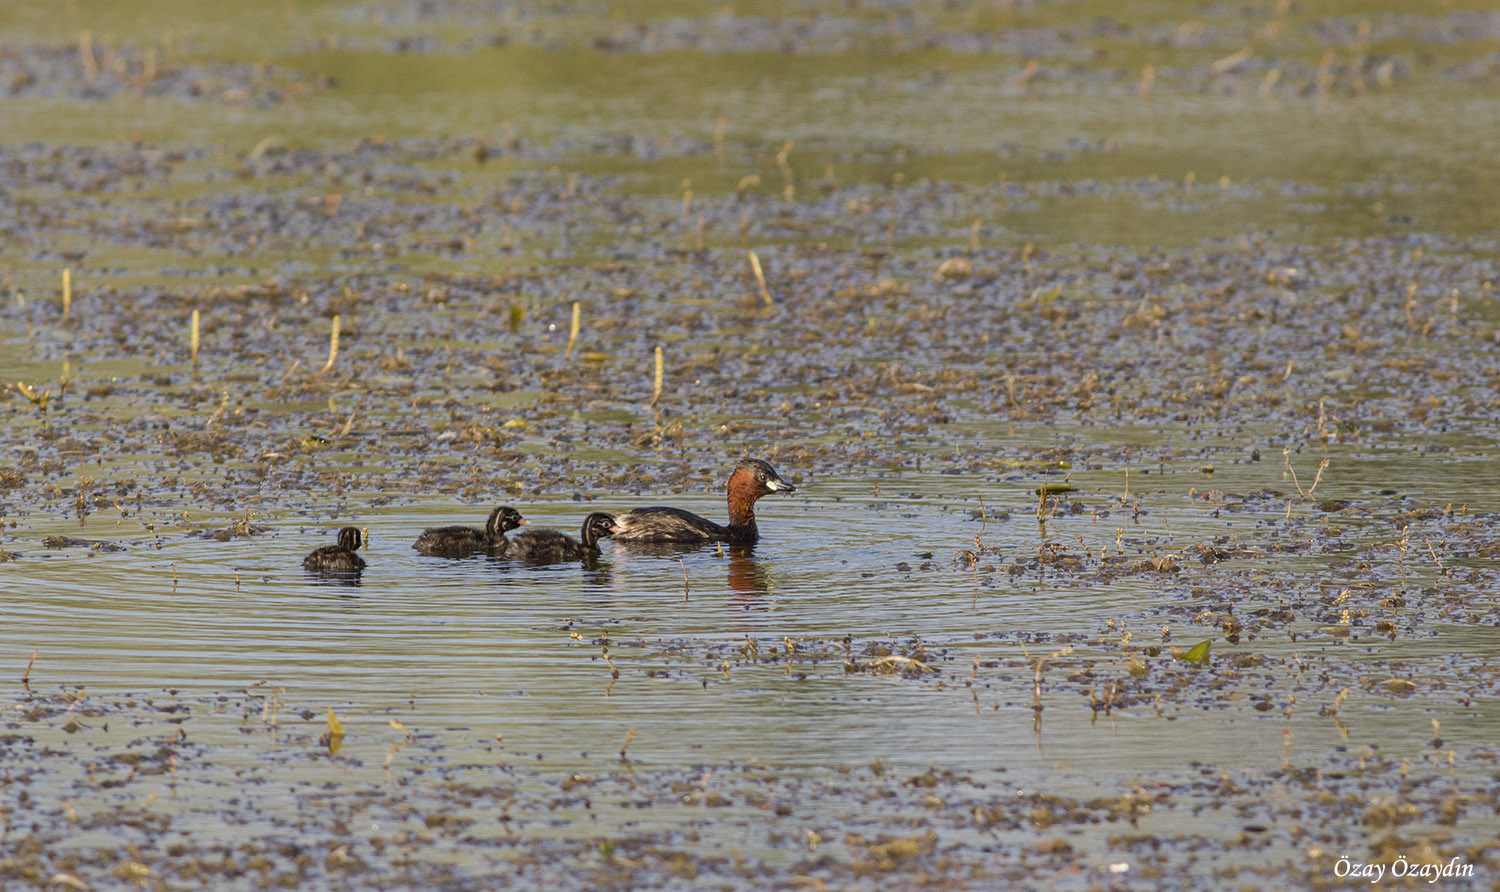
[302,458,797,576]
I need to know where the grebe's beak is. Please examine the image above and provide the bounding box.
[764,478,796,494]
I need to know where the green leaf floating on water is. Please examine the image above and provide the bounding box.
[1035,483,1076,495]
[1175,640,1212,665]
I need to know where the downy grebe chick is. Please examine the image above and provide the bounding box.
[414,506,527,557]
[612,458,796,545]
[304,527,366,573]
[507,512,619,564]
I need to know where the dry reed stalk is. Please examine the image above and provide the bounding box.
[775,139,793,183]
[312,315,340,377]
[78,31,98,83]
[1258,68,1281,98]
[564,302,580,360]
[650,346,664,406]
[748,250,772,307]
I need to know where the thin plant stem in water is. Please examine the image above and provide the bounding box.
[190,309,200,367]
[78,31,98,82]
[747,250,772,307]
[313,314,340,378]
[650,346,663,407]
[1306,458,1330,498]
[564,301,580,360]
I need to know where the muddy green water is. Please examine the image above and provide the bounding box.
[5,1,1500,889]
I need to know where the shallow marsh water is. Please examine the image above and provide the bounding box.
[5,0,1500,889]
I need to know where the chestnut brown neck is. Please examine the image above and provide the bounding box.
[725,467,762,531]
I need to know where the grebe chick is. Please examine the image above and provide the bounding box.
[507,513,619,564]
[414,506,526,557]
[612,458,796,545]
[304,527,366,573]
